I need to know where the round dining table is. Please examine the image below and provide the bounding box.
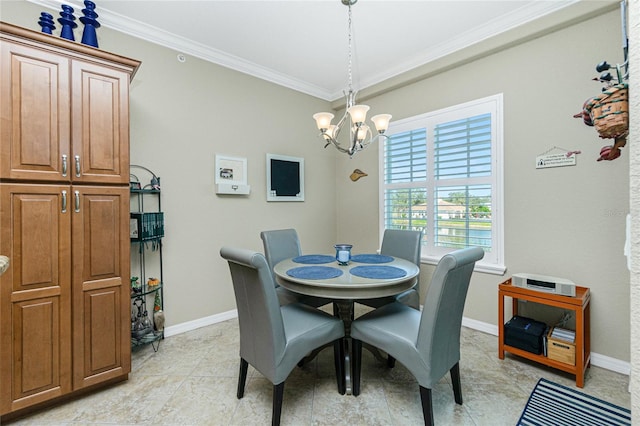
[273,254,419,300]
[273,253,420,395]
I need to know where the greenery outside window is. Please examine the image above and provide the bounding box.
[379,94,504,274]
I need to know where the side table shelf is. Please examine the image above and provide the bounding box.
[498,278,591,387]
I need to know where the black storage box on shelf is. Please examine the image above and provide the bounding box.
[504,315,547,355]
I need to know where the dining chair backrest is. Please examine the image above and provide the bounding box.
[380,229,422,280]
[260,229,302,284]
[220,246,286,382]
[416,246,484,386]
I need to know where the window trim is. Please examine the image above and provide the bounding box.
[378,94,505,275]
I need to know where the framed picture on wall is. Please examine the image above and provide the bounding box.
[215,155,247,186]
[266,153,304,202]
[214,155,250,195]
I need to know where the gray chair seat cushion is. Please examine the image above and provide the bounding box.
[278,304,344,383]
[350,302,432,386]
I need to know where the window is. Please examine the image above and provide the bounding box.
[379,94,504,273]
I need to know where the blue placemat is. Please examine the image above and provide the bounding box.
[292,254,336,264]
[349,265,407,279]
[287,266,343,280]
[351,254,394,264]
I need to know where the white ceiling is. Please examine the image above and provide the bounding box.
[34,0,595,101]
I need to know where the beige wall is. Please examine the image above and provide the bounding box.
[1,1,634,366]
[1,1,338,326]
[336,9,631,362]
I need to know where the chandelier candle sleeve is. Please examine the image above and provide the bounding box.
[347,105,370,123]
[371,114,392,133]
[313,112,334,131]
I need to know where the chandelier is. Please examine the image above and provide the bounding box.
[312,0,391,157]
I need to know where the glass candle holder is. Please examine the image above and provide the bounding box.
[334,244,353,266]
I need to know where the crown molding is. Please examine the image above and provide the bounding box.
[28,0,333,100]
[29,0,613,103]
[354,0,583,96]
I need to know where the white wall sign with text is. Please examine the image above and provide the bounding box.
[536,153,577,169]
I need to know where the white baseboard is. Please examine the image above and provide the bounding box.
[164,309,237,338]
[163,311,630,376]
[589,352,631,376]
[462,316,498,335]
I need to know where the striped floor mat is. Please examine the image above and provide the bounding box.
[517,378,630,426]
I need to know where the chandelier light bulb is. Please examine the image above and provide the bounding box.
[355,124,369,142]
[325,124,337,139]
[371,114,392,134]
[313,112,334,130]
[347,104,370,124]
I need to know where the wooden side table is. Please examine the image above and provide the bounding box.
[498,278,591,387]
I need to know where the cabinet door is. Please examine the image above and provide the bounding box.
[0,184,72,415]
[71,61,130,185]
[72,186,130,389]
[0,41,71,181]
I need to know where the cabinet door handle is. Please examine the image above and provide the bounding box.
[61,190,67,213]
[75,155,81,177]
[74,190,80,213]
[62,154,68,177]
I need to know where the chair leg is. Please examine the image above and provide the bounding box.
[352,339,362,396]
[419,386,435,426]
[333,339,346,395]
[450,362,463,405]
[387,355,396,368]
[237,358,248,399]
[272,382,285,426]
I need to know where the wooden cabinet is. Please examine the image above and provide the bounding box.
[0,22,140,419]
[72,186,130,389]
[0,42,69,181]
[1,30,132,184]
[0,184,72,413]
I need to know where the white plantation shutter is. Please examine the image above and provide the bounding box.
[434,114,493,251]
[385,129,427,184]
[380,94,504,273]
[434,114,492,180]
[383,129,427,232]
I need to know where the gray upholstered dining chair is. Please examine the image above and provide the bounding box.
[220,246,346,426]
[350,246,484,426]
[260,228,332,308]
[356,229,423,310]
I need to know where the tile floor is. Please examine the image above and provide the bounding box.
[6,313,630,425]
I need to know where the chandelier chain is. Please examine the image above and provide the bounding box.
[347,3,353,93]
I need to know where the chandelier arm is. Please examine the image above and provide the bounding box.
[321,134,352,154]
[332,112,349,140]
[362,133,389,150]
[350,127,361,153]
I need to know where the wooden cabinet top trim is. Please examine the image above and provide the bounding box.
[0,21,141,78]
